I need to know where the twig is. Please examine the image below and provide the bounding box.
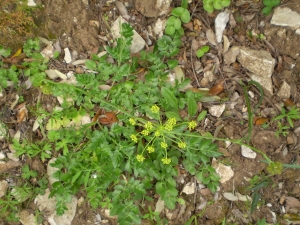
[191,46,201,87]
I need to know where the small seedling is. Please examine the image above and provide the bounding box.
[203,0,231,13]
[196,46,210,58]
[274,106,300,128]
[262,0,281,15]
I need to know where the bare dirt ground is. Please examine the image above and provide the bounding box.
[1,0,300,224]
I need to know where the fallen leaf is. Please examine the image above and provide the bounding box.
[11,47,22,58]
[253,117,269,125]
[16,104,28,123]
[99,112,119,125]
[284,99,295,108]
[285,196,300,208]
[0,161,20,173]
[208,81,224,95]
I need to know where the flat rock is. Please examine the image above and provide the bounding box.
[35,188,77,225]
[212,159,234,183]
[111,17,145,53]
[271,7,300,30]
[0,180,8,198]
[277,81,291,99]
[20,210,36,225]
[182,182,195,195]
[248,73,273,95]
[237,47,276,78]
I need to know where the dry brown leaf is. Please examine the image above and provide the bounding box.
[0,161,20,174]
[208,81,224,95]
[284,99,295,108]
[99,112,119,125]
[253,117,269,125]
[285,196,300,208]
[16,104,28,123]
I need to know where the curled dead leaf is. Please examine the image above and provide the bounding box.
[98,112,119,125]
[208,81,224,96]
[17,106,28,123]
[253,117,269,125]
[284,99,295,108]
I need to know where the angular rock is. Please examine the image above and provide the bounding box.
[35,188,77,225]
[182,182,195,195]
[277,81,291,99]
[248,73,273,95]
[215,10,230,43]
[63,48,72,64]
[212,159,234,183]
[111,17,145,53]
[209,104,226,117]
[237,47,276,78]
[271,7,300,30]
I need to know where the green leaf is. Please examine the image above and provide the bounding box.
[196,49,204,58]
[167,59,178,69]
[161,87,178,110]
[251,191,261,214]
[181,0,189,9]
[174,18,182,30]
[213,1,223,10]
[197,110,207,121]
[180,9,191,23]
[221,0,231,7]
[165,25,175,36]
[165,111,182,121]
[85,60,97,70]
[171,7,185,16]
[201,45,210,53]
[262,6,272,15]
[203,3,214,13]
[188,96,197,117]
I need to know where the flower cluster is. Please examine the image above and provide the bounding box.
[164,118,176,131]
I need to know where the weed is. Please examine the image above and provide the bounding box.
[196,46,210,58]
[262,0,281,15]
[143,206,168,225]
[274,106,300,128]
[203,0,231,13]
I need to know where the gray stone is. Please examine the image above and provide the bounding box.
[0,122,7,141]
[135,0,172,18]
[277,81,291,99]
[35,188,77,225]
[237,47,276,78]
[271,7,300,30]
[248,73,273,95]
[223,46,240,65]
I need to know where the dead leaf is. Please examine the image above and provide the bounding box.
[253,117,269,125]
[17,105,28,123]
[0,161,20,174]
[99,112,119,125]
[206,29,217,46]
[11,47,22,58]
[284,99,295,108]
[285,196,300,208]
[208,81,224,95]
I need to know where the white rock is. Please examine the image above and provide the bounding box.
[55,70,68,80]
[236,192,252,201]
[154,197,165,213]
[47,158,59,185]
[96,214,102,222]
[153,18,166,38]
[182,182,195,195]
[212,159,234,183]
[271,7,300,30]
[237,47,276,78]
[25,78,32,90]
[45,69,59,80]
[215,10,230,43]
[7,153,19,162]
[35,188,77,225]
[296,28,300,35]
[0,152,5,160]
[204,70,215,82]
[209,104,226,118]
[241,146,257,159]
[27,0,37,7]
[64,48,72,63]
[111,17,145,53]
[248,73,273,95]
[19,210,36,225]
[41,44,54,58]
[277,81,291,99]
[223,192,239,201]
[0,180,8,198]
[0,122,7,141]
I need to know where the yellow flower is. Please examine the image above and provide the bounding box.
[164,118,176,131]
[144,121,153,131]
[188,120,197,130]
[151,105,160,113]
[136,154,145,162]
[154,131,161,137]
[161,142,168,149]
[130,134,138,143]
[141,129,149,136]
[129,118,136,126]
[178,142,186,149]
[161,157,171,164]
[147,146,155,153]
